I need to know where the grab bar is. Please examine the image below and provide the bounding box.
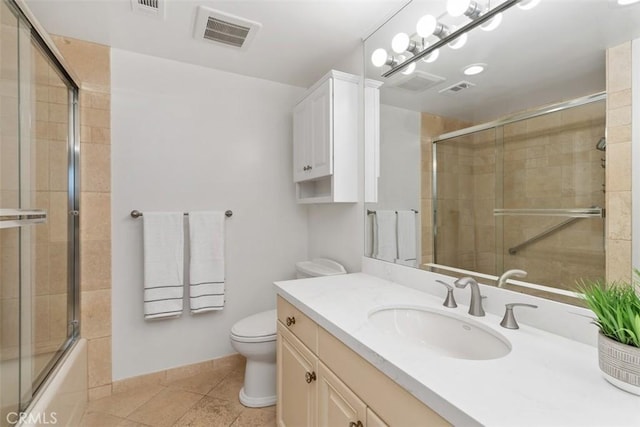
[494,207,604,218]
[0,209,48,229]
[508,217,584,255]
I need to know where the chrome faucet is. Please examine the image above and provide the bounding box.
[454,277,485,317]
[497,269,527,288]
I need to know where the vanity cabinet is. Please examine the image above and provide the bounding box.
[277,296,450,427]
[292,70,359,203]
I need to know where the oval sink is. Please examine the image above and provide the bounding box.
[368,305,511,360]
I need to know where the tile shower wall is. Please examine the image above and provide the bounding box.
[606,42,633,283]
[420,113,471,267]
[51,36,113,401]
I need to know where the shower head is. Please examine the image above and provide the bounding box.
[596,137,606,151]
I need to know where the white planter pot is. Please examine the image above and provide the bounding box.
[598,332,640,396]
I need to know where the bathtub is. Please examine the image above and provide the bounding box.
[18,339,87,427]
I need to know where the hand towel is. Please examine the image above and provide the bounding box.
[143,212,184,320]
[189,211,225,314]
[396,210,417,266]
[373,210,397,262]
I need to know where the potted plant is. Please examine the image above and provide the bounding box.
[580,269,640,395]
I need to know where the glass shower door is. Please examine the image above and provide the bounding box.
[1,0,78,419]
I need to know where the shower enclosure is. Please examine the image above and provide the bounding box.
[1,0,79,422]
[432,93,606,294]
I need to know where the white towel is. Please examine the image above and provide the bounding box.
[143,212,184,320]
[373,210,397,262]
[396,210,417,267]
[189,211,225,314]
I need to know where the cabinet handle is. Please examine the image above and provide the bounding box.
[303,166,308,171]
[305,371,316,383]
[349,421,363,427]
[308,165,313,170]
[286,316,296,326]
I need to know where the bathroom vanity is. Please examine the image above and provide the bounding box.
[274,272,640,426]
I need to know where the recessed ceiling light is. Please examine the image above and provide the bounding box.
[463,63,485,75]
[618,0,640,5]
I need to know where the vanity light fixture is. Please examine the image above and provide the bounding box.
[391,32,420,55]
[371,48,399,68]
[447,0,483,19]
[447,27,468,49]
[379,0,520,78]
[463,63,486,75]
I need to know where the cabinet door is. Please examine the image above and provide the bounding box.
[293,99,310,183]
[366,408,389,427]
[308,78,333,180]
[277,326,318,427]
[317,362,366,427]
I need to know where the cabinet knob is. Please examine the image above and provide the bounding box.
[308,165,313,170]
[305,371,316,383]
[286,316,296,327]
[349,421,363,427]
[303,166,308,171]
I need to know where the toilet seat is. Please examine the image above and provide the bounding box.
[231,309,277,343]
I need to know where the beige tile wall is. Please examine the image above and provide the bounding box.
[606,42,633,283]
[51,36,112,400]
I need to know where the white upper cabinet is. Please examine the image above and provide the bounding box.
[293,70,359,203]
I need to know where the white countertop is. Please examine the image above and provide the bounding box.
[274,273,640,427]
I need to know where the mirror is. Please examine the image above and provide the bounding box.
[364,0,640,304]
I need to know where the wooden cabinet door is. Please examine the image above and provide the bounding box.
[277,325,318,427]
[366,408,389,427]
[308,78,333,180]
[317,361,366,427]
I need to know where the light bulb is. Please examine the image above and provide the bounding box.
[401,59,416,75]
[448,31,467,50]
[371,48,388,67]
[518,0,540,10]
[617,0,640,4]
[447,0,471,17]
[392,33,410,54]
[480,13,502,31]
[416,15,437,37]
[422,49,440,63]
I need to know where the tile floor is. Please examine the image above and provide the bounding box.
[80,362,275,427]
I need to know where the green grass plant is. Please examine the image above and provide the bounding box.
[578,269,640,348]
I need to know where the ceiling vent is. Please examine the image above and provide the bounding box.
[391,71,446,93]
[439,80,476,95]
[130,0,165,19]
[194,6,262,51]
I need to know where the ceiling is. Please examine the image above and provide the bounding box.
[365,0,640,122]
[24,0,408,88]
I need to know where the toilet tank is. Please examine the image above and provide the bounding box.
[295,258,347,279]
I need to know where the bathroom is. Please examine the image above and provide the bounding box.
[0,0,639,426]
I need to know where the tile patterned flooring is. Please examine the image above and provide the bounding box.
[80,363,275,427]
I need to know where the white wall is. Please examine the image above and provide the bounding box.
[111,49,308,380]
[307,48,365,273]
[365,104,421,262]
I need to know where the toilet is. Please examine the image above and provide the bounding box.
[229,258,347,407]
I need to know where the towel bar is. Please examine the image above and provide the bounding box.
[130,210,233,218]
[367,209,418,215]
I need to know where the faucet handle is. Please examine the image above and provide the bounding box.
[435,280,457,308]
[500,303,538,329]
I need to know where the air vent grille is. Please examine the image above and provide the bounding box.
[130,0,164,18]
[194,7,262,51]
[439,80,476,95]
[204,18,251,48]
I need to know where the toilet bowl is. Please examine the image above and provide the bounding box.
[229,258,346,408]
[230,309,277,407]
